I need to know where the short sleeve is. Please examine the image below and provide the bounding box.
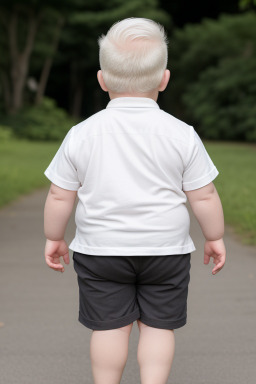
[182,127,219,191]
[44,128,80,191]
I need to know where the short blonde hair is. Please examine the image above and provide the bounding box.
[98,17,168,94]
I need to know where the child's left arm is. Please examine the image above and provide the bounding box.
[44,183,77,272]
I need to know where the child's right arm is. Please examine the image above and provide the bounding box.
[44,183,77,272]
[184,182,226,275]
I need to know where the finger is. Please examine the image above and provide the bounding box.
[204,253,210,264]
[212,261,225,275]
[63,252,70,265]
[46,259,64,272]
[45,253,64,270]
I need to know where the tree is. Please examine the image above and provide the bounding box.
[183,57,256,141]
[0,3,40,113]
[239,0,256,10]
[0,0,171,117]
[163,12,256,141]
[49,0,172,118]
[0,0,89,114]
[164,12,256,115]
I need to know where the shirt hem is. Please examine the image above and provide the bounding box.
[69,242,196,256]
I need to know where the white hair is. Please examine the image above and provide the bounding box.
[98,17,168,94]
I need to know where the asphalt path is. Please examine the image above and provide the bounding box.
[0,188,256,384]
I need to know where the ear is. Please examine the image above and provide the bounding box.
[158,69,170,92]
[97,70,108,92]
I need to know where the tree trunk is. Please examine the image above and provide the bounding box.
[35,17,64,105]
[0,70,11,112]
[8,7,38,114]
[71,80,84,119]
[70,61,84,118]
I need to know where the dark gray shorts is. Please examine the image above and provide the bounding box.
[73,252,191,331]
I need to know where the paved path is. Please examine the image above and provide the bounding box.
[0,188,256,384]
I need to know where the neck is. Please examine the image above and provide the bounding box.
[108,89,159,102]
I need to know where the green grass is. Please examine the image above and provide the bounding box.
[0,139,59,207]
[205,141,256,245]
[0,139,256,245]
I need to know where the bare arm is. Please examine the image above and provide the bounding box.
[44,183,77,240]
[184,182,224,241]
[185,182,226,274]
[44,183,77,272]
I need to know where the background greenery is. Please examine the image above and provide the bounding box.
[0,1,256,244]
[2,97,78,141]
[206,142,256,245]
[0,139,58,207]
[1,0,255,142]
[165,12,256,142]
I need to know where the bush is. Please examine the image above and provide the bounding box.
[10,97,77,141]
[164,11,256,141]
[183,57,256,141]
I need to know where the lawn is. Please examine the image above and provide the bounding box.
[205,141,256,245]
[0,139,59,207]
[0,139,255,245]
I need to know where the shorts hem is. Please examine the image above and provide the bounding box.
[78,308,141,330]
[139,314,187,330]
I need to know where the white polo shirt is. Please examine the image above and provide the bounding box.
[44,97,219,256]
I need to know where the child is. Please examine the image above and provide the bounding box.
[44,17,226,384]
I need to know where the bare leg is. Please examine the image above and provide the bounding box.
[137,320,175,384]
[90,323,133,384]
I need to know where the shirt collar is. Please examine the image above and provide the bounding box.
[106,97,160,109]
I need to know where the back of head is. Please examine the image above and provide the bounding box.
[98,17,168,94]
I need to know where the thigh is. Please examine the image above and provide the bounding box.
[136,254,191,329]
[73,252,140,330]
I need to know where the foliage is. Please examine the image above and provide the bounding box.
[0,0,171,117]
[54,0,171,117]
[183,57,256,141]
[239,0,256,10]
[6,97,77,141]
[0,0,102,113]
[164,12,256,141]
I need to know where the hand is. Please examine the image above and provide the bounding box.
[204,238,226,275]
[45,239,70,272]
